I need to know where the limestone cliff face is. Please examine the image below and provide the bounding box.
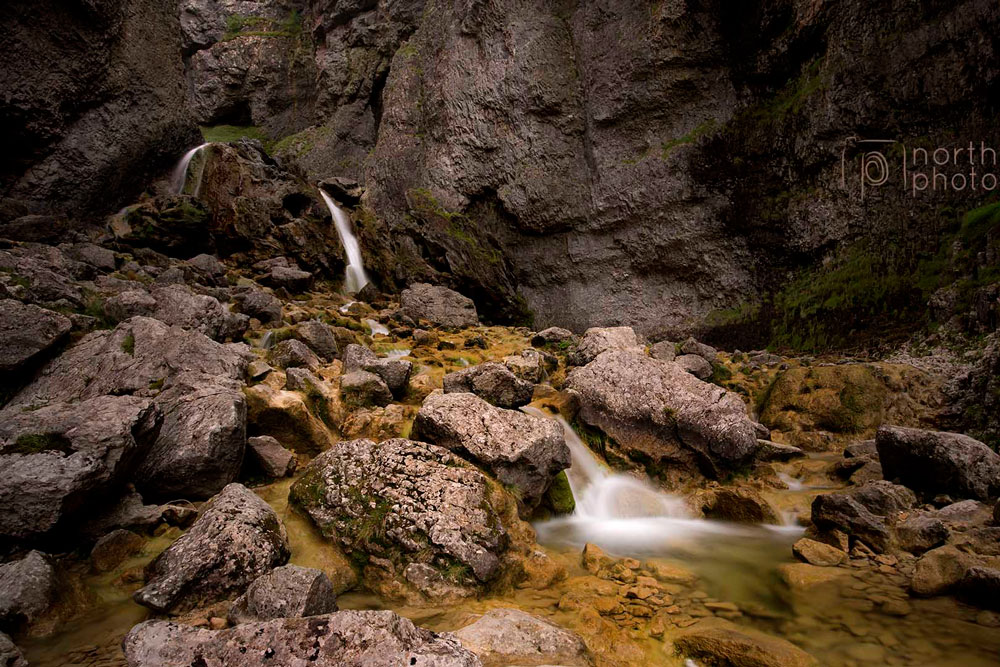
[1,0,200,217]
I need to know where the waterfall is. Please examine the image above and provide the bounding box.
[365,318,389,337]
[172,143,210,195]
[318,189,370,294]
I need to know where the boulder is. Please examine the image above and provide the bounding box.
[566,350,757,478]
[844,440,878,458]
[400,283,479,328]
[531,327,574,348]
[700,487,781,525]
[673,618,817,667]
[266,266,314,293]
[340,371,393,408]
[244,384,335,455]
[104,289,157,321]
[148,284,248,342]
[246,436,297,478]
[504,349,555,383]
[0,300,72,374]
[134,484,289,613]
[453,608,591,666]
[443,362,534,409]
[680,337,718,363]
[0,395,161,543]
[91,529,145,573]
[676,354,713,380]
[185,254,227,286]
[810,493,891,553]
[848,481,916,517]
[792,538,847,567]
[344,345,412,398]
[123,610,479,667]
[267,339,320,371]
[228,565,337,625]
[649,340,676,362]
[232,289,282,325]
[290,438,521,600]
[911,545,973,596]
[755,439,804,462]
[0,632,26,667]
[294,320,339,361]
[413,392,570,512]
[895,515,949,555]
[958,567,1000,610]
[876,425,1000,501]
[0,551,57,632]
[568,326,642,366]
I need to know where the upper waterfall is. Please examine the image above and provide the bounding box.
[318,188,370,294]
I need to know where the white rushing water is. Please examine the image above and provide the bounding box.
[526,408,802,559]
[318,189,370,294]
[365,318,389,337]
[385,349,411,359]
[172,143,211,196]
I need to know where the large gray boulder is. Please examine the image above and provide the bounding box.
[1,317,251,501]
[413,393,569,512]
[566,350,757,477]
[848,480,917,517]
[568,326,643,366]
[123,610,479,667]
[400,283,479,328]
[876,426,1000,501]
[228,565,337,625]
[104,284,248,342]
[0,395,161,543]
[0,551,58,632]
[443,362,534,409]
[0,299,72,374]
[340,370,393,408]
[811,493,892,553]
[294,320,339,361]
[290,438,519,601]
[134,484,289,613]
[232,289,282,325]
[246,436,296,479]
[343,344,412,398]
[453,608,591,666]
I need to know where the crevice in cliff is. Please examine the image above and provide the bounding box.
[560,7,599,195]
[369,64,390,145]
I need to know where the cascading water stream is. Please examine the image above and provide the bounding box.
[172,143,211,195]
[318,188,370,294]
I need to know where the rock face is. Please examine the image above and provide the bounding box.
[443,363,535,409]
[0,300,71,375]
[566,350,758,478]
[876,426,1000,501]
[290,438,520,601]
[0,551,57,632]
[453,608,591,667]
[123,610,480,667]
[0,395,161,543]
[400,283,479,328]
[1,0,200,217]
[228,565,337,625]
[134,484,289,613]
[413,393,570,512]
[1,317,250,502]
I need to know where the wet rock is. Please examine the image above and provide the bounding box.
[0,395,161,542]
[80,491,168,540]
[778,563,851,594]
[792,538,847,567]
[0,632,26,667]
[123,610,479,666]
[567,350,758,478]
[342,343,377,371]
[267,339,320,371]
[412,328,438,347]
[700,487,781,525]
[911,545,973,596]
[228,565,337,625]
[680,337,718,363]
[755,439,804,462]
[876,425,1000,501]
[568,326,642,366]
[531,326,574,348]
[265,266,314,293]
[649,340,676,362]
[0,551,57,632]
[246,436,297,479]
[673,618,817,667]
[91,529,145,573]
[810,493,891,553]
[244,384,335,455]
[676,354,713,379]
[849,481,917,516]
[453,607,591,666]
[895,515,949,554]
[134,484,289,613]
[290,438,521,600]
[400,283,479,328]
[504,348,555,383]
[844,440,878,458]
[443,362,534,409]
[232,289,282,325]
[0,300,72,374]
[344,345,412,398]
[340,370,393,408]
[413,392,569,512]
[958,566,1000,610]
[247,359,273,381]
[340,404,414,442]
[294,320,339,361]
